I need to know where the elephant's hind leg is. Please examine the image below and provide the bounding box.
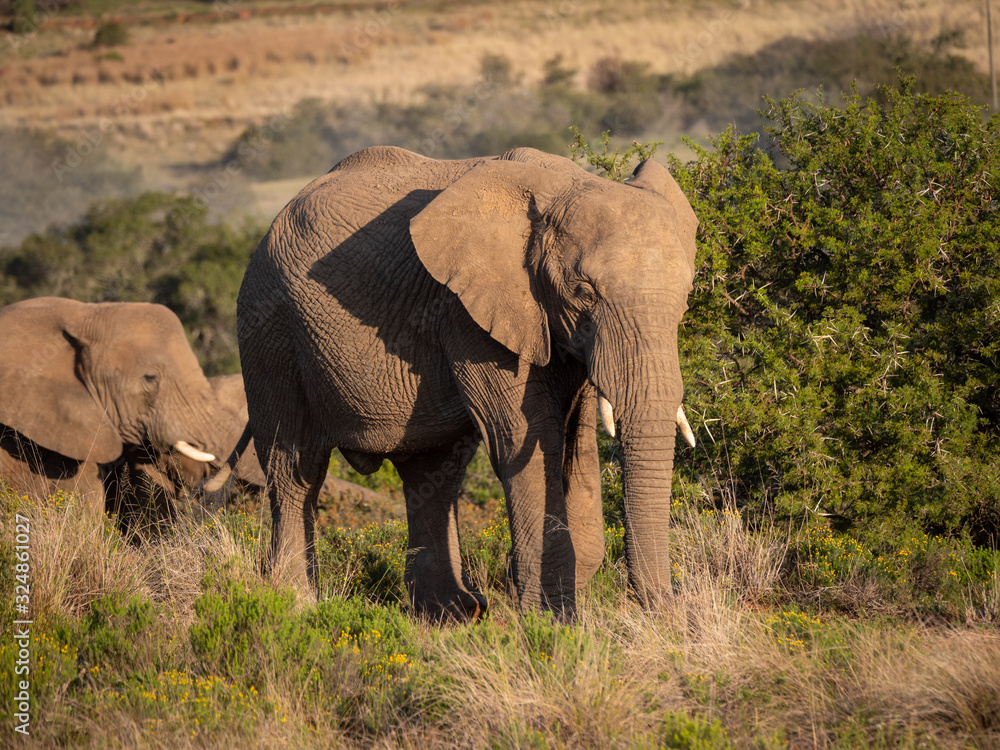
[263,444,329,597]
[394,438,486,621]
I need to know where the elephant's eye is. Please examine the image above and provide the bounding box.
[574,282,597,306]
[143,373,159,385]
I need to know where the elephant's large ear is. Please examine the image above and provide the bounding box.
[409,161,574,367]
[0,298,123,464]
[628,159,699,279]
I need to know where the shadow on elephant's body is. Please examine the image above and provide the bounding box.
[1,425,89,482]
[303,190,483,452]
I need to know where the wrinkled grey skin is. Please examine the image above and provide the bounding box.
[104,374,267,526]
[237,146,697,619]
[0,298,224,513]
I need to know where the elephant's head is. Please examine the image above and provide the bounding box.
[410,151,698,606]
[0,297,219,469]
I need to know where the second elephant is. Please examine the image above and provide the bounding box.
[0,298,224,513]
[235,146,698,620]
[104,374,267,526]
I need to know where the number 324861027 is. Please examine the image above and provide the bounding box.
[14,514,30,592]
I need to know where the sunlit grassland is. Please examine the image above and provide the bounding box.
[2,481,998,748]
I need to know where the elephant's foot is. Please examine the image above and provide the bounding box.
[411,585,488,622]
[504,553,578,621]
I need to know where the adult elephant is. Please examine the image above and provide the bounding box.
[0,298,221,512]
[231,146,698,619]
[104,374,267,526]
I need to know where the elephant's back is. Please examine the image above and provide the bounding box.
[238,148,476,449]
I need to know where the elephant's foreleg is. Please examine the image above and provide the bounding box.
[562,383,606,589]
[494,429,577,619]
[394,440,486,620]
[263,444,329,597]
[457,375,577,618]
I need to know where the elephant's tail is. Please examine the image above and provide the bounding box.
[203,423,253,493]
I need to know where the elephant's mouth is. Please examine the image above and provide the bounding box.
[596,390,696,449]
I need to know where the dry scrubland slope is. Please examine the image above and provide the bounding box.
[0,0,995,237]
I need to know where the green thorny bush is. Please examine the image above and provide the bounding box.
[668,78,1000,545]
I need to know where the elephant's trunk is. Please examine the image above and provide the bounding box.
[155,384,225,461]
[618,409,677,606]
[590,304,685,607]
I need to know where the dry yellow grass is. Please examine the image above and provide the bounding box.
[17,490,276,626]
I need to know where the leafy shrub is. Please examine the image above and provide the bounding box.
[94,669,269,741]
[93,20,128,47]
[316,521,407,604]
[7,0,36,34]
[460,502,510,591]
[672,79,1000,544]
[588,55,653,95]
[79,595,158,675]
[480,52,516,87]
[0,624,78,730]
[568,126,660,181]
[542,53,576,89]
[305,596,420,734]
[189,578,325,688]
[655,711,734,749]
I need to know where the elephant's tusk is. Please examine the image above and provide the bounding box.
[676,405,696,448]
[173,440,216,463]
[598,393,615,438]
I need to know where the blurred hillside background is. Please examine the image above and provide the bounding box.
[0,0,993,246]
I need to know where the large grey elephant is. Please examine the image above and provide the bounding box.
[230,146,698,619]
[0,297,223,512]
